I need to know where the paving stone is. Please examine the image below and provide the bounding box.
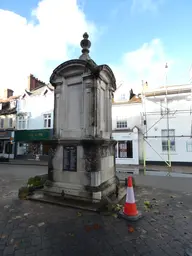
[0,171,192,256]
[3,245,14,255]
[25,246,41,254]
[36,249,52,256]
[14,250,25,256]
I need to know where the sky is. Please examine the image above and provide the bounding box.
[0,0,192,96]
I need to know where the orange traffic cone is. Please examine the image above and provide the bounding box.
[119,176,142,221]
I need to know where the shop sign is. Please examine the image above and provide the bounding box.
[0,130,12,138]
[15,129,53,142]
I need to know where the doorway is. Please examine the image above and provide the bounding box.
[127,140,133,158]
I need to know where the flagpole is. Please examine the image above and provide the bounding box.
[142,80,147,175]
[165,63,171,174]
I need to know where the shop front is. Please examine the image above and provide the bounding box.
[112,127,139,165]
[0,130,15,159]
[15,129,53,160]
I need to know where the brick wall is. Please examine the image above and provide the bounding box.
[28,74,46,92]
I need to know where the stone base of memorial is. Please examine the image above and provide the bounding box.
[42,138,120,205]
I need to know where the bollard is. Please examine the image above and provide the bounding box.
[125,178,127,187]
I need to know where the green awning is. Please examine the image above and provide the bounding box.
[15,129,53,142]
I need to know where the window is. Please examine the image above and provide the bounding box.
[116,120,127,129]
[18,116,27,130]
[0,118,4,128]
[120,94,126,100]
[44,114,51,128]
[115,144,117,158]
[0,141,3,153]
[186,140,192,152]
[5,142,12,154]
[9,118,13,128]
[118,141,133,158]
[127,141,133,158]
[161,129,175,151]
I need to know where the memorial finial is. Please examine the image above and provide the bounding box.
[79,32,91,60]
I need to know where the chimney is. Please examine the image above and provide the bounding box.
[27,74,46,92]
[27,74,32,91]
[4,89,14,99]
[28,74,36,92]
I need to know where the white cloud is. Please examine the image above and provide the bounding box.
[131,0,164,13]
[0,0,96,95]
[112,38,174,96]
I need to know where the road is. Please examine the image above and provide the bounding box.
[0,165,46,202]
[1,164,192,199]
[0,164,191,255]
[117,172,192,193]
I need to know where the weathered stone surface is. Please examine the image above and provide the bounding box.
[45,33,117,203]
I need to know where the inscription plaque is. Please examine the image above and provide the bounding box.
[63,146,77,171]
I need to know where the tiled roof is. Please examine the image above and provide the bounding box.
[0,95,20,103]
[29,84,54,96]
[129,95,142,103]
[112,95,142,105]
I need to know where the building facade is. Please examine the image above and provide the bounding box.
[14,75,54,160]
[0,89,18,159]
[112,94,142,166]
[142,84,192,165]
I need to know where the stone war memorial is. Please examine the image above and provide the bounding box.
[43,33,124,208]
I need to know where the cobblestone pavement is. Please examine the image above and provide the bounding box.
[0,186,191,256]
[0,165,192,255]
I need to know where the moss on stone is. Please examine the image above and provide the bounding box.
[18,186,30,200]
[27,175,45,187]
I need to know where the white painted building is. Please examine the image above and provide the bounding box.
[143,84,192,164]
[15,82,54,159]
[112,96,142,165]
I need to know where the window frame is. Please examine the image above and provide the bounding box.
[186,140,192,152]
[161,129,176,152]
[116,120,128,129]
[43,114,51,128]
[0,118,4,128]
[18,116,27,130]
[120,94,126,100]
[9,118,13,128]
[0,141,4,153]
[116,140,133,159]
